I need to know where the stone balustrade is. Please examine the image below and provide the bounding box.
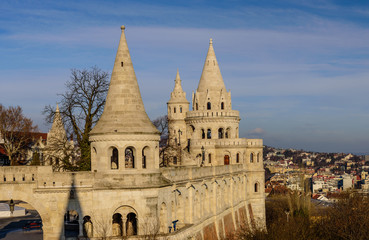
[186,110,239,118]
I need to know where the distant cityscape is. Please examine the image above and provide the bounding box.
[264,146,369,202]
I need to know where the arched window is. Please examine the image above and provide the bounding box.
[250,153,254,163]
[142,148,147,169]
[208,153,212,163]
[196,103,198,110]
[218,128,224,139]
[224,155,230,165]
[236,153,240,163]
[221,102,224,110]
[201,129,205,139]
[64,210,79,238]
[225,128,231,138]
[207,102,211,110]
[254,182,259,193]
[125,148,135,168]
[83,216,93,238]
[126,212,137,236]
[174,107,176,113]
[257,153,260,163]
[111,148,119,169]
[180,106,182,113]
[207,129,212,139]
[112,213,123,236]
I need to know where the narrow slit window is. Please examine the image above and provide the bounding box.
[121,62,124,67]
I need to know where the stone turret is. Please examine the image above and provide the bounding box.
[90,26,160,172]
[192,39,232,112]
[167,70,189,147]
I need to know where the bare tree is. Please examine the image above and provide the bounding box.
[152,115,168,147]
[43,66,109,171]
[0,104,38,165]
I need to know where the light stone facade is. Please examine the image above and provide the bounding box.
[0,26,265,240]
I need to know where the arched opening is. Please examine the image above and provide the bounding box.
[224,155,230,165]
[0,200,44,239]
[257,153,260,163]
[125,147,135,168]
[236,153,240,163]
[201,129,205,139]
[160,203,168,233]
[126,212,137,236]
[207,102,211,110]
[255,182,259,193]
[111,147,119,169]
[83,215,93,238]
[112,213,123,236]
[218,128,224,139]
[250,153,254,163]
[142,147,149,169]
[64,210,79,238]
[173,156,177,165]
[196,103,198,110]
[221,102,224,110]
[174,107,176,113]
[208,153,212,164]
[225,128,231,138]
[207,129,212,139]
[180,106,182,113]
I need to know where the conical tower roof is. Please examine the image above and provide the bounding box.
[168,69,188,103]
[197,38,226,92]
[91,26,159,135]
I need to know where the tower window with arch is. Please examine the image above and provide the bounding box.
[207,129,212,139]
[201,129,205,139]
[236,153,240,163]
[257,153,260,163]
[207,102,211,110]
[221,102,224,110]
[174,107,176,113]
[254,182,259,193]
[225,128,231,138]
[111,147,119,169]
[125,148,135,168]
[208,153,212,163]
[250,153,254,163]
[196,103,198,110]
[180,106,182,113]
[142,147,148,169]
[218,128,224,139]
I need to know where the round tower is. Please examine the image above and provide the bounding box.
[167,70,189,148]
[186,39,241,165]
[90,26,161,172]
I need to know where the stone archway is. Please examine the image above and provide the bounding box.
[112,205,138,236]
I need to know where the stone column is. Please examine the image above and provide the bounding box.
[122,217,127,237]
[79,219,83,237]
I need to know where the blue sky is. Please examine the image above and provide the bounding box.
[0,0,368,154]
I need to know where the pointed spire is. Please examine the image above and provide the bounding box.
[169,69,188,103]
[91,26,159,135]
[173,69,184,92]
[48,104,67,142]
[197,38,226,92]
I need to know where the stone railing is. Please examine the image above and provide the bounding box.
[186,110,239,119]
[161,164,244,183]
[246,139,263,147]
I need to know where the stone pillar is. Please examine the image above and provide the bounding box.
[122,217,127,236]
[136,148,142,170]
[79,219,83,237]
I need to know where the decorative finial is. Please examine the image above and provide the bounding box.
[121,25,126,31]
[209,38,213,45]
